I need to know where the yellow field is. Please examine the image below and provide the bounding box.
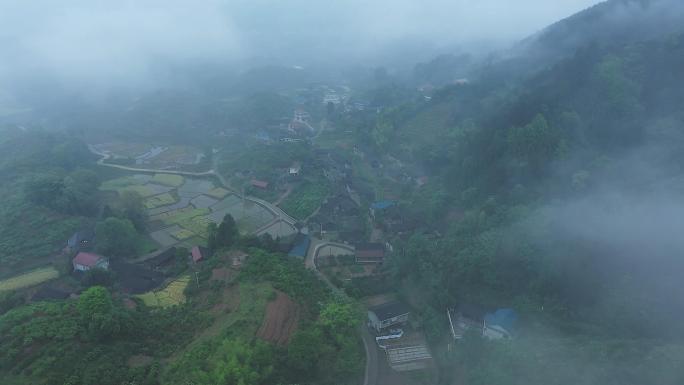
[136,276,190,307]
[207,187,230,199]
[0,267,59,292]
[144,193,177,209]
[151,174,185,187]
[170,228,195,240]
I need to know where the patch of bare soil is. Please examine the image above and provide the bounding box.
[256,291,300,345]
[211,267,233,282]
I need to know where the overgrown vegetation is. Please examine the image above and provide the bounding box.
[0,129,95,268]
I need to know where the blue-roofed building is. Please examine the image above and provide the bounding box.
[288,234,311,258]
[370,200,397,219]
[371,200,396,210]
[447,304,517,340]
[66,229,94,253]
[483,308,517,340]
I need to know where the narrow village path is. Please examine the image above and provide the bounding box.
[273,184,293,206]
[306,240,379,385]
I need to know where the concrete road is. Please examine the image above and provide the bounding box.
[308,240,378,385]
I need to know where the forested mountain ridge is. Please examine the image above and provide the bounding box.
[358,5,684,384]
[0,129,98,270]
[516,0,684,71]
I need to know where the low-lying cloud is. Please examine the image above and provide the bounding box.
[0,0,600,92]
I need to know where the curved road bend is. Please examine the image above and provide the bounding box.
[308,241,379,385]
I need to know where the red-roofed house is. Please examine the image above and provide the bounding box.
[191,246,205,263]
[251,179,269,189]
[72,252,109,272]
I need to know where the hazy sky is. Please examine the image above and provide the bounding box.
[0,0,600,91]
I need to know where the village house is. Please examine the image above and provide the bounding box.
[289,161,302,177]
[293,108,310,123]
[66,229,94,253]
[288,108,314,135]
[368,301,411,333]
[355,243,386,264]
[72,252,109,272]
[369,200,397,219]
[288,234,311,258]
[191,245,208,263]
[447,304,517,340]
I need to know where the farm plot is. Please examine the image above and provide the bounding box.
[149,146,204,167]
[149,207,210,225]
[100,176,143,191]
[151,173,184,187]
[169,227,195,241]
[177,215,213,238]
[0,267,59,292]
[178,179,215,197]
[149,207,212,241]
[209,194,242,211]
[149,228,179,247]
[100,175,158,197]
[104,174,273,245]
[144,193,177,209]
[146,184,175,196]
[256,291,300,345]
[136,275,190,307]
[190,194,218,209]
[208,196,275,233]
[147,197,190,216]
[206,187,230,199]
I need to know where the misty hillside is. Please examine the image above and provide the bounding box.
[2,2,684,385]
[359,8,684,383]
[510,0,684,71]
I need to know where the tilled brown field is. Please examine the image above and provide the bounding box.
[256,291,300,345]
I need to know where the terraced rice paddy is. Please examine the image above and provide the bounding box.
[206,187,230,199]
[136,275,190,307]
[144,193,177,209]
[103,174,276,248]
[0,267,59,292]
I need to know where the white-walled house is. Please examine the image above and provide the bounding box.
[368,301,410,333]
[72,252,109,272]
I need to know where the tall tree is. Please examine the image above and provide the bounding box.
[208,214,239,250]
[95,217,138,257]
